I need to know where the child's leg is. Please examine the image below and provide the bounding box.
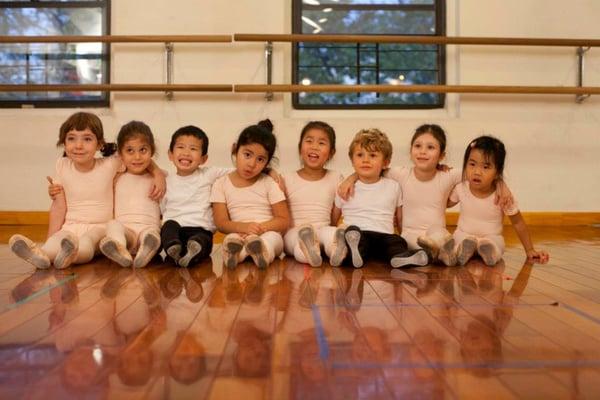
[245,231,283,269]
[74,225,106,265]
[179,227,214,268]
[283,226,302,259]
[222,233,245,269]
[477,236,504,266]
[133,227,161,268]
[52,231,79,270]
[9,234,51,269]
[383,233,428,268]
[161,220,183,263]
[100,220,133,267]
[418,226,455,266]
[297,224,322,267]
[319,226,347,267]
[344,225,366,268]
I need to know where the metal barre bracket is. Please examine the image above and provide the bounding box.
[165,42,174,100]
[575,46,591,104]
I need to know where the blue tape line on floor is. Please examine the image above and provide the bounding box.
[4,273,77,311]
[560,303,600,325]
[311,304,330,360]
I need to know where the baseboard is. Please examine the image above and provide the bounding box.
[1,211,599,226]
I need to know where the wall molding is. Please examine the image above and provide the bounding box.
[1,211,599,226]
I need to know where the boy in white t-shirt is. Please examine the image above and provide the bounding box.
[332,129,429,269]
[161,126,231,267]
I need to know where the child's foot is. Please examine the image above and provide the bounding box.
[390,249,429,268]
[477,239,500,266]
[438,236,457,266]
[133,232,160,268]
[329,227,348,267]
[457,237,477,266]
[222,236,244,268]
[344,229,363,268]
[9,234,50,269]
[245,235,269,269]
[298,225,322,267]
[417,235,439,261]
[179,240,202,268]
[54,235,78,269]
[100,237,133,268]
[165,244,182,264]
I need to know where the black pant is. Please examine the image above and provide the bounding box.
[343,225,412,265]
[161,220,213,264]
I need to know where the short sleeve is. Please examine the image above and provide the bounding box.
[395,182,403,207]
[266,176,286,204]
[334,193,343,208]
[503,198,520,216]
[210,175,227,203]
[449,185,460,203]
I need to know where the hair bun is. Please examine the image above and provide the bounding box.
[257,118,274,133]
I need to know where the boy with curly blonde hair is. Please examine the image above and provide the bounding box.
[332,128,428,268]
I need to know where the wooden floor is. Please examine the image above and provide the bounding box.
[1,226,600,399]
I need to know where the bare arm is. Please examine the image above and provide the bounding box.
[146,161,166,201]
[395,206,403,234]
[337,173,358,200]
[259,200,290,234]
[47,193,66,238]
[212,202,252,234]
[508,212,549,263]
[331,205,342,226]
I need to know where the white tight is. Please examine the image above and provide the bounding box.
[284,225,339,264]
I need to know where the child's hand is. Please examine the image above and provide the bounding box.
[494,180,515,210]
[47,176,64,200]
[268,170,287,194]
[246,222,266,235]
[148,179,166,201]
[337,174,358,201]
[436,163,451,172]
[526,248,549,264]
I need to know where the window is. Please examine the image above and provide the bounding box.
[292,0,445,109]
[0,0,110,108]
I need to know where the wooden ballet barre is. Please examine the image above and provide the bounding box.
[0,84,232,92]
[0,35,232,44]
[234,34,600,47]
[234,84,600,95]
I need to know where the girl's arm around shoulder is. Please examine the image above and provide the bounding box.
[337,173,358,200]
[508,212,549,263]
[494,179,515,210]
[146,161,167,201]
[47,192,67,238]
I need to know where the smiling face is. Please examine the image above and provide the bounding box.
[120,135,153,175]
[235,142,269,181]
[299,128,333,171]
[351,145,389,183]
[465,148,498,195]
[63,128,101,171]
[410,132,444,172]
[168,135,207,176]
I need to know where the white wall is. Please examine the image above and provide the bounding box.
[1,0,599,212]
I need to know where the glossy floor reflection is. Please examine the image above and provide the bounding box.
[0,226,600,399]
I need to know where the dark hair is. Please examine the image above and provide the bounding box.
[232,119,277,169]
[117,120,156,156]
[411,124,447,154]
[298,120,336,155]
[57,111,116,157]
[169,125,209,155]
[462,135,506,180]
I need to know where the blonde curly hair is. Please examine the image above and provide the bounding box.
[348,128,393,161]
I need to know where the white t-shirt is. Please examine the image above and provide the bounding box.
[334,177,401,234]
[210,174,286,223]
[284,169,343,228]
[160,166,231,231]
[450,181,519,237]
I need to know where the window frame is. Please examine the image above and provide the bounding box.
[0,0,111,109]
[291,0,446,110]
